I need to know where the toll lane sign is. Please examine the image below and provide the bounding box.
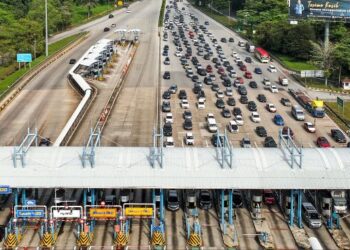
[53,209,81,219]
[16,209,45,218]
[125,207,153,217]
[0,186,11,194]
[89,208,117,218]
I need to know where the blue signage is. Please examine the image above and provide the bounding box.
[0,186,12,194]
[16,209,45,218]
[16,53,32,63]
[26,200,36,206]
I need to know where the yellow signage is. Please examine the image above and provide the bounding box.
[117,1,123,6]
[125,207,153,217]
[89,208,117,218]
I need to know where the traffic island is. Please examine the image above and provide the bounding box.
[250,214,275,249]
[288,225,310,249]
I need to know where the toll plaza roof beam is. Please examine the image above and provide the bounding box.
[1,147,350,189]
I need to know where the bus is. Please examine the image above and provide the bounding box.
[255,47,270,63]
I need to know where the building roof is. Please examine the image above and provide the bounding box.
[1,147,350,189]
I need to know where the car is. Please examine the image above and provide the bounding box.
[317,136,331,148]
[235,115,244,126]
[304,122,316,133]
[331,129,347,143]
[274,114,284,126]
[163,123,172,136]
[181,99,189,109]
[233,107,242,117]
[69,59,76,64]
[234,77,244,86]
[266,103,277,113]
[257,94,267,103]
[191,75,199,82]
[263,78,271,86]
[240,95,248,104]
[255,126,267,137]
[39,137,51,146]
[184,132,194,145]
[198,68,206,76]
[178,90,187,99]
[244,71,252,79]
[238,85,247,96]
[211,134,225,147]
[249,81,257,89]
[162,101,171,112]
[204,77,213,85]
[175,51,183,57]
[199,190,212,209]
[222,108,231,118]
[247,101,257,111]
[251,112,261,123]
[245,57,252,63]
[103,27,110,32]
[108,14,114,18]
[197,98,205,109]
[216,90,224,99]
[227,97,236,106]
[282,126,294,139]
[164,57,170,65]
[206,65,213,73]
[240,65,247,71]
[126,9,131,13]
[221,37,227,43]
[241,137,251,148]
[228,120,239,133]
[264,136,277,147]
[169,84,177,94]
[270,85,278,93]
[164,112,173,124]
[216,99,225,109]
[238,41,245,47]
[183,118,193,130]
[263,190,276,205]
[254,67,262,74]
[163,71,170,79]
[204,21,209,25]
[181,111,192,123]
[211,84,220,92]
[268,64,277,73]
[167,189,179,210]
[163,90,171,99]
[281,98,292,107]
[193,85,202,94]
[226,87,233,96]
[229,37,234,42]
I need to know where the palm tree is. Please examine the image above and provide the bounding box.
[80,0,98,18]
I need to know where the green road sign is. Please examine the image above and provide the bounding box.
[337,97,344,108]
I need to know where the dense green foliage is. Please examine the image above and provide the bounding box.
[159,0,166,27]
[0,0,114,67]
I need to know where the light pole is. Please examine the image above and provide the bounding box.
[45,0,48,57]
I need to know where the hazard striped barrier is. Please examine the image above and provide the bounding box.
[114,231,128,247]
[187,233,202,247]
[151,231,165,246]
[3,233,20,248]
[40,232,55,248]
[77,232,94,247]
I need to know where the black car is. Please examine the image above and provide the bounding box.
[227,97,236,106]
[238,86,247,96]
[183,119,193,130]
[197,90,206,100]
[211,84,220,92]
[212,57,218,63]
[191,75,199,82]
[257,94,267,103]
[240,95,248,104]
[247,101,257,111]
[211,134,225,147]
[264,136,277,147]
[281,98,292,106]
[163,71,170,79]
[229,37,234,43]
[331,129,347,143]
[193,85,202,94]
[222,77,232,87]
[204,21,209,25]
[162,90,171,99]
[199,190,212,210]
[254,67,262,74]
[237,61,244,67]
[169,84,177,94]
[108,14,114,18]
[233,107,242,116]
[178,90,187,99]
[233,190,243,207]
[198,68,207,76]
[162,50,169,56]
[39,137,51,146]
[249,81,258,88]
[162,101,171,112]
[245,57,252,63]
[204,77,213,85]
[216,99,225,109]
[103,27,110,32]
[222,108,231,118]
[183,110,192,120]
[223,61,230,67]
[256,126,267,137]
[69,59,76,64]
[163,123,172,136]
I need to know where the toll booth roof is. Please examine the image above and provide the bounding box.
[0,147,350,189]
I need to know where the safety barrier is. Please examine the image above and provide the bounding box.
[77,231,94,247]
[40,232,57,248]
[187,233,202,248]
[3,232,21,248]
[151,231,165,246]
[114,231,128,247]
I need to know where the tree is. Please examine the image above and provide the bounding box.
[309,41,336,86]
[79,0,98,18]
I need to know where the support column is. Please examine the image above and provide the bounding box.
[90,189,96,231]
[228,189,233,225]
[14,189,19,207]
[160,189,164,222]
[297,190,303,228]
[21,189,26,205]
[83,189,87,207]
[289,190,294,226]
[221,190,225,226]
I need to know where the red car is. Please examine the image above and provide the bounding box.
[240,65,247,71]
[206,65,213,73]
[218,67,225,75]
[317,136,331,148]
[263,190,276,205]
[282,126,294,139]
[244,71,252,79]
[235,77,244,85]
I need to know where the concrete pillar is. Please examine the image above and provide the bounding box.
[289,190,294,226]
[297,190,303,228]
[160,189,164,222]
[83,189,87,207]
[228,189,233,225]
[21,189,26,205]
[221,190,225,226]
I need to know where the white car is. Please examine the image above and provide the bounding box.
[304,122,316,133]
[263,78,271,86]
[184,132,194,145]
[229,72,237,78]
[207,113,215,120]
[181,99,189,109]
[268,64,277,73]
[216,90,224,98]
[232,51,238,57]
[226,87,233,96]
[197,99,205,109]
[270,85,279,93]
[235,115,244,126]
[266,103,277,113]
[175,51,183,57]
[209,74,216,81]
[165,113,173,123]
[164,137,174,147]
[126,9,131,13]
[234,56,241,62]
[228,121,239,133]
[251,112,261,123]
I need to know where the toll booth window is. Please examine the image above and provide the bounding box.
[201,195,210,202]
[188,202,195,209]
[253,203,260,209]
[223,200,229,207]
[322,203,330,210]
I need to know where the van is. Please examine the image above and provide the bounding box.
[291,105,305,121]
[302,202,322,228]
[167,190,180,211]
[207,118,217,133]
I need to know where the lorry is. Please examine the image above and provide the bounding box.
[278,76,289,86]
[245,42,255,53]
[289,89,325,118]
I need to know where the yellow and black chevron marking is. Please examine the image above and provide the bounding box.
[114,231,128,246]
[187,233,202,247]
[3,233,19,248]
[40,232,55,248]
[152,231,165,246]
[77,232,94,247]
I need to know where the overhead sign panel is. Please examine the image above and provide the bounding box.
[89,208,117,218]
[53,209,81,218]
[16,209,45,218]
[16,53,32,63]
[125,207,153,217]
[289,0,350,20]
[0,186,11,194]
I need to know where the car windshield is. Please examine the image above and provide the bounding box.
[309,213,319,219]
[168,196,178,202]
[264,192,273,197]
[201,194,210,201]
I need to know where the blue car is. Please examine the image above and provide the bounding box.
[274,114,284,126]
[254,67,262,74]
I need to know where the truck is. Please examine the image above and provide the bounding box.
[278,76,289,86]
[245,42,255,53]
[289,89,325,118]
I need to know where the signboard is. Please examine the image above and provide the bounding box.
[16,53,32,63]
[0,186,11,195]
[337,97,344,108]
[16,209,45,218]
[300,70,324,78]
[117,0,123,6]
[125,207,153,217]
[89,208,117,218]
[289,0,350,20]
[53,209,81,219]
[26,200,36,206]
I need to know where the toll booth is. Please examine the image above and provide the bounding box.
[318,191,332,218]
[184,190,197,216]
[251,191,262,218]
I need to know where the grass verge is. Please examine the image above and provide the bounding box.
[71,4,118,26]
[272,53,317,72]
[159,0,166,27]
[0,33,85,96]
[325,102,350,132]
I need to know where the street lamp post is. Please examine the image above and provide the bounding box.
[45,0,48,57]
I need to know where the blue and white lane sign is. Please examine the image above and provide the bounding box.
[0,186,11,194]
[16,209,45,218]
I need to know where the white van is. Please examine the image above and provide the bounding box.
[207,118,218,133]
[291,105,305,121]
